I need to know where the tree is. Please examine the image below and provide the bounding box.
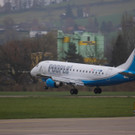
[33,0,39,8]
[111,34,128,66]
[77,7,83,18]
[0,31,57,84]
[3,2,11,12]
[121,12,135,53]
[100,21,114,33]
[64,43,84,63]
[111,13,135,66]
[65,5,74,18]
[87,17,99,32]
[100,21,106,33]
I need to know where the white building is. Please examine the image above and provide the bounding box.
[30,30,48,38]
[1,0,66,8]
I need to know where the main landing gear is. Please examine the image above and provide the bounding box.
[44,86,48,89]
[70,87,102,95]
[70,88,78,95]
[94,87,102,94]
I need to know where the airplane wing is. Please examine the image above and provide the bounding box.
[119,71,135,77]
[52,76,84,86]
[36,73,84,86]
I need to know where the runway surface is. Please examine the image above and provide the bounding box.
[0,117,135,135]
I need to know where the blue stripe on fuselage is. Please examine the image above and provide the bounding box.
[82,73,135,86]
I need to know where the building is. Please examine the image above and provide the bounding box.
[31,52,53,67]
[1,0,66,9]
[57,30,105,63]
[29,30,48,38]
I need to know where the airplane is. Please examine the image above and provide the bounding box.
[30,49,135,95]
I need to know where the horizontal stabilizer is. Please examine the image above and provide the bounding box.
[120,71,135,77]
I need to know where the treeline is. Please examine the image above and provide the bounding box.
[0,31,57,87]
[111,13,135,66]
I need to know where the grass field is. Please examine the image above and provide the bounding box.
[0,92,135,119]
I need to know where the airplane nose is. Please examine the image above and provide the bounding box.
[30,68,36,77]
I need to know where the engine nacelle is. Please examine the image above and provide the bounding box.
[46,78,62,88]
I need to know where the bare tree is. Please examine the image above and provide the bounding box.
[121,12,135,53]
[111,13,135,66]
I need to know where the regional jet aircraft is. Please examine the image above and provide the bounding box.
[31,49,135,95]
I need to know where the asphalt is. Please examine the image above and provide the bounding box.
[0,117,135,135]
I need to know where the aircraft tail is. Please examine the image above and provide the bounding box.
[117,49,135,72]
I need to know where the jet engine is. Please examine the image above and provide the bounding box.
[46,78,63,88]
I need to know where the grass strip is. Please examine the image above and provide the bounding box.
[0,97,134,119]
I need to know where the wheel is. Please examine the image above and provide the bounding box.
[98,88,102,94]
[94,87,102,94]
[94,88,98,94]
[70,89,74,95]
[70,89,78,95]
[44,86,48,89]
[74,89,78,95]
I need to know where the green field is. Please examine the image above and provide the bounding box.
[0,92,135,119]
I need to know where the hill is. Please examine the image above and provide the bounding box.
[0,0,134,27]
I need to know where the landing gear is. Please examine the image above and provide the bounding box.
[94,87,102,94]
[70,88,78,95]
[44,86,48,89]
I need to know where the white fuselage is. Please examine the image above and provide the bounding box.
[31,60,129,87]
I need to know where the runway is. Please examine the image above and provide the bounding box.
[0,117,135,135]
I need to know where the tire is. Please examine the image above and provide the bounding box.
[94,88,102,94]
[94,88,98,94]
[98,88,102,94]
[74,89,78,95]
[70,89,74,95]
[70,89,78,95]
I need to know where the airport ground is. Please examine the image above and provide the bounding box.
[0,91,135,135]
[0,117,135,135]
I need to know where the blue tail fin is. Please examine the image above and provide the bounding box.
[117,49,135,72]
